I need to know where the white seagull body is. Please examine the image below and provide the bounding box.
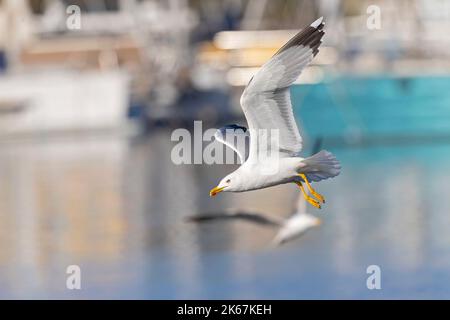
[210,17,340,209]
[187,194,320,246]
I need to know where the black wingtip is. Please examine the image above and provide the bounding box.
[223,124,248,133]
[275,17,325,57]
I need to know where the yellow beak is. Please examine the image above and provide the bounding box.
[209,186,225,197]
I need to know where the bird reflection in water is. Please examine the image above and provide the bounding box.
[187,193,322,246]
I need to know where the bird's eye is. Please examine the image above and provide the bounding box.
[226,179,231,183]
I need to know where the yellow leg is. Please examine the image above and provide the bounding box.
[299,173,325,203]
[295,181,321,209]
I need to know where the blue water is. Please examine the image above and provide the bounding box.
[1,74,450,299]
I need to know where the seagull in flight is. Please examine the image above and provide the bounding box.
[187,193,321,246]
[210,17,341,209]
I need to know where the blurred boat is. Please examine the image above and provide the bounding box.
[0,0,198,137]
[0,70,130,138]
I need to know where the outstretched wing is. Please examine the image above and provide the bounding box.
[240,17,325,158]
[214,124,250,164]
[186,210,283,227]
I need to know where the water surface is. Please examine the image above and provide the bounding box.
[1,75,450,299]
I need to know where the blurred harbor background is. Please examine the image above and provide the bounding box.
[1,0,450,299]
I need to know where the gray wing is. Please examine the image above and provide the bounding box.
[240,17,325,158]
[186,210,283,227]
[214,124,250,164]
